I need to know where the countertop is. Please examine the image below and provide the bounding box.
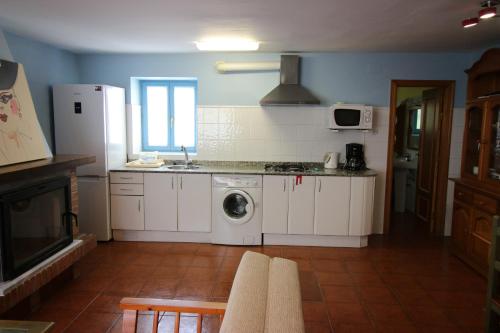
[110,164,377,177]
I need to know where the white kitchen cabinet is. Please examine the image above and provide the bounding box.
[262,176,289,234]
[314,177,351,235]
[178,173,212,232]
[288,176,315,235]
[111,195,144,230]
[349,177,375,236]
[144,173,178,231]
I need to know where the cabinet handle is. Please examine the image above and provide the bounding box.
[318,179,322,192]
[119,188,133,191]
[292,180,295,192]
[138,199,141,212]
[283,179,286,192]
[180,176,183,190]
[171,176,174,190]
[119,176,133,180]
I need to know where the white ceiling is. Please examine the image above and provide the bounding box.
[0,0,499,53]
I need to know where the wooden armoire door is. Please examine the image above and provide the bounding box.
[416,88,444,230]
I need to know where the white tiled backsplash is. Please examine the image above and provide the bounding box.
[196,106,389,165]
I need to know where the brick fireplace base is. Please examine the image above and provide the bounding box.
[0,234,96,314]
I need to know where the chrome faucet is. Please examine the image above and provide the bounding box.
[181,145,192,166]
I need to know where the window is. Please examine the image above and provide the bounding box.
[140,80,197,152]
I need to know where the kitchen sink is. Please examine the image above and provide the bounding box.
[166,165,200,170]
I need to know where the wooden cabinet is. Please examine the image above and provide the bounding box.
[111,195,145,230]
[178,174,212,232]
[451,183,499,275]
[144,173,177,231]
[262,176,289,234]
[288,176,315,235]
[314,177,350,236]
[451,48,500,276]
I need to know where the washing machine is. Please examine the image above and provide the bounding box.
[212,175,263,245]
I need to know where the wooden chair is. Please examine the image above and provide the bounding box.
[120,298,226,333]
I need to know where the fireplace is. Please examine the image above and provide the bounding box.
[0,177,74,281]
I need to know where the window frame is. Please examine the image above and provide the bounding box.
[140,79,197,153]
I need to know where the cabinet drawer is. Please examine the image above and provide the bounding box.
[454,186,473,203]
[110,172,144,184]
[110,184,144,195]
[473,193,497,214]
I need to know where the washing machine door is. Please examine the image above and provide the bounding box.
[222,189,255,225]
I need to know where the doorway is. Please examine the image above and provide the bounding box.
[383,80,455,235]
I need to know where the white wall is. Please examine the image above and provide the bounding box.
[0,29,13,61]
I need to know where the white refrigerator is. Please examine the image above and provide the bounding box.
[53,84,126,241]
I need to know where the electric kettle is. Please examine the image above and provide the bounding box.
[324,152,339,169]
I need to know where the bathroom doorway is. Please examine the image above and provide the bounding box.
[383,80,455,235]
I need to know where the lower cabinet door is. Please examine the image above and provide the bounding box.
[451,201,471,254]
[110,195,145,230]
[263,176,289,234]
[470,209,493,269]
[349,177,375,236]
[288,176,315,235]
[144,173,178,231]
[314,177,350,235]
[178,174,212,232]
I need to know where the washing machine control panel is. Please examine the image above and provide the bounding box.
[212,176,263,188]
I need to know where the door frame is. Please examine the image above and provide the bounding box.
[383,80,455,234]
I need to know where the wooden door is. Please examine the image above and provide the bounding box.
[314,177,350,236]
[178,174,212,232]
[262,176,289,234]
[144,173,178,231]
[416,88,443,229]
[451,201,471,255]
[288,176,315,235]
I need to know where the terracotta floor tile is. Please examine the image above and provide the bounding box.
[345,261,377,273]
[328,302,371,325]
[315,272,354,286]
[129,253,164,266]
[300,271,323,302]
[216,268,237,283]
[380,274,421,290]
[374,324,419,333]
[225,246,255,257]
[136,242,172,255]
[260,246,284,257]
[64,274,111,293]
[191,255,224,268]
[302,301,329,322]
[138,278,180,298]
[161,254,194,267]
[152,266,188,279]
[405,305,454,327]
[65,311,120,333]
[358,286,398,304]
[119,264,157,279]
[184,267,219,282]
[103,277,146,297]
[430,291,484,308]
[444,307,485,330]
[350,273,385,287]
[311,259,347,272]
[282,246,312,259]
[211,282,232,299]
[304,321,333,333]
[41,290,98,312]
[87,294,123,314]
[366,304,412,326]
[333,323,376,333]
[322,286,359,303]
[28,307,78,333]
[393,287,435,306]
[175,281,215,299]
[196,244,227,256]
[167,243,200,254]
[220,256,241,270]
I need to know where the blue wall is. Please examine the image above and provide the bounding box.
[4,31,80,149]
[78,51,476,107]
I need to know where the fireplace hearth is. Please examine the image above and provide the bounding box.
[0,177,74,281]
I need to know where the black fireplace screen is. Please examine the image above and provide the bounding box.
[0,177,74,281]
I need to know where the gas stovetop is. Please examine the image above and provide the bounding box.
[264,163,309,173]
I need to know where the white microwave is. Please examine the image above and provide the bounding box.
[328,104,373,130]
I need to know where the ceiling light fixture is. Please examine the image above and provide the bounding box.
[479,5,497,19]
[462,0,498,28]
[462,17,479,28]
[195,38,260,51]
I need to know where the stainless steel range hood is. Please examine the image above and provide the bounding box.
[260,55,320,106]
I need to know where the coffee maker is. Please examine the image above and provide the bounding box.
[345,143,366,171]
